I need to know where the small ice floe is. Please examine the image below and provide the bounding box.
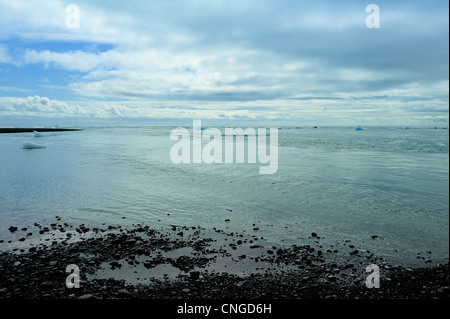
[34,131,44,137]
[354,125,365,131]
[403,126,410,130]
[21,142,46,149]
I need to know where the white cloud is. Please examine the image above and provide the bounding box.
[0,45,12,63]
[0,96,70,115]
[0,0,140,45]
[17,47,290,99]
[0,95,447,127]
[23,50,100,72]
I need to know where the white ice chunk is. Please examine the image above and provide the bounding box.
[21,142,46,149]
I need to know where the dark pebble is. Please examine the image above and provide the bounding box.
[190,271,200,280]
[8,226,18,233]
[118,289,132,297]
[40,282,52,290]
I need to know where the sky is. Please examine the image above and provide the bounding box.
[0,0,448,126]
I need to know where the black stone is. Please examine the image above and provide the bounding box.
[190,271,200,280]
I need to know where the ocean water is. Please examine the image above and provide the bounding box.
[0,125,448,266]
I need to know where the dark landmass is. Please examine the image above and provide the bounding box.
[0,219,448,300]
[0,128,82,134]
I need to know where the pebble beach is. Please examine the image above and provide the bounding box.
[1,217,448,300]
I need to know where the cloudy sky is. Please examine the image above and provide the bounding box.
[0,0,448,126]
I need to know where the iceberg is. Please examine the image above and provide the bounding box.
[21,142,47,149]
[34,131,44,137]
[354,125,365,131]
[403,126,410,130]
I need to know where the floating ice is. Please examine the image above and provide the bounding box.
[34,131,44,137]
[21,142,46,149]
[403,126,410,130]
[354,126,365,131]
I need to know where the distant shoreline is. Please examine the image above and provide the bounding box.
[0,128,82,134]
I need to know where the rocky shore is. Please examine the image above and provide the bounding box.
[0,218,448,300]
[0,128,81,134]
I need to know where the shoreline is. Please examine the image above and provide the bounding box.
[0,219,448,300]
[0,128,82,134]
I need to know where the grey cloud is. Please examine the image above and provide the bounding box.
[0,0,447,125]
